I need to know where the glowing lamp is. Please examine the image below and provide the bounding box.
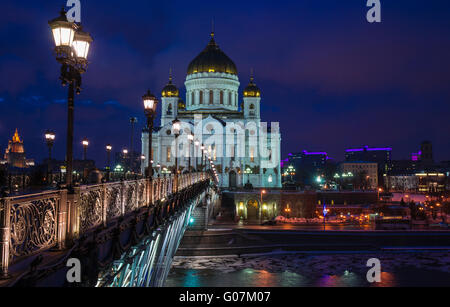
[172,118,181,135]
[143,90,158,114]
[45,130,56,142]
[72,29,93,61]
[49,9,77,49]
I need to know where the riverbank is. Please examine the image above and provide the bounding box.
[176,228,450,256]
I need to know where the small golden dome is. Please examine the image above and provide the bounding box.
[243,76,261,98]
[161,75,179,98]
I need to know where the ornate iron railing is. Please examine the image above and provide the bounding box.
[0,172,208,278]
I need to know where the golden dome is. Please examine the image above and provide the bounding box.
[161,75,179,98]
[243,76,261,97]
[187,32,237,75]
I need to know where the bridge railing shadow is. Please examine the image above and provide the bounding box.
[0,172,208,279]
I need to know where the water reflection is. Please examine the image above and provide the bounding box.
[166,253,450,287]
[166,267,449,287]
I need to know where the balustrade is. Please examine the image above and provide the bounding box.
[0,172,208,278]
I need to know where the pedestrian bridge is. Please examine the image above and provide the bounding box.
[0,172,219,287]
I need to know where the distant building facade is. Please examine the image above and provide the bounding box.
[339,161,378,190]
[2,129,34,168]
[282,150,332,187]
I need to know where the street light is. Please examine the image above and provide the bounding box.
[140,154,146,176]
[45,130,56,184]
[187,133,194,173]
[260,189,267,222]
[200,145,205,171]
[244,167,252,185]
[172,118,181,193]
[49,8,93,188]
[106,144,112,181]
[82,138,89,160]
[143,90,158,179]
[194,139,200,171]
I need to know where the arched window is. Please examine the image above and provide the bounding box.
[191,92,194,105]
[199,91,203,105]
[228,92,232,105]
[220,91,224,104]
[209,90,214,105]
[167,104,172,115]
[249,104,255,110]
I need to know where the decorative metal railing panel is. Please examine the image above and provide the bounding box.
[79,186,104,233]
[106,183,122,220]
[7,192,61,262]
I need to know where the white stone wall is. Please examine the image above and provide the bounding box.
[185,72,240,112]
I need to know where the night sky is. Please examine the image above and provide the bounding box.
[1,0,450,167]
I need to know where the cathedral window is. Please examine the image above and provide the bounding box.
[209,90,214,105]
[228,92,231,105]
[167,104,172,115]
[220,91,224,104]
[199,91,203,104]
[250,147,255,162]
[191,92,194,105]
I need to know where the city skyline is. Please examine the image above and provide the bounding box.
[1,0,450,165]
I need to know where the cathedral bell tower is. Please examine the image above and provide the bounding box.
[243,74,261,119]
[161,73,179,127]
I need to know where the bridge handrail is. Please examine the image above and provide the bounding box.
[0,172,209,278]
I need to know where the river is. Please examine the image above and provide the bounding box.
[165,251,450,287]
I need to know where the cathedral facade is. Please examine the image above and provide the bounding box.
[141,32,281,189]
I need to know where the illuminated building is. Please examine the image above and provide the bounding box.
[415,172,446,193]
[142,31,282,188]
[3,129,34,168]
[339,161,378,190]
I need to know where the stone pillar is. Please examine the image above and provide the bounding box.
[0,197,11,278]
[57,189,68,250]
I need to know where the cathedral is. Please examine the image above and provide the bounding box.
[141,32,281,189]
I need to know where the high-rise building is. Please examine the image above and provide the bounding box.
[3,129,34,168]
[420,141,434,165]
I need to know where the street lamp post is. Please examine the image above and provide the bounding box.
[143,90,158,205]
[194,140,200,171]
[245,167,252,185]
[45,130,56,184]
[106,144,112,181]
[82,138,89,160]
[172,118,181,193]
[122,149,128,180]
[81,138,89,183]
[187,133,194,173]
[49,8,93,189]
[200,145,205,171]
[260,189,266,222]
[140,155,146,176]
[143,90,158,177]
